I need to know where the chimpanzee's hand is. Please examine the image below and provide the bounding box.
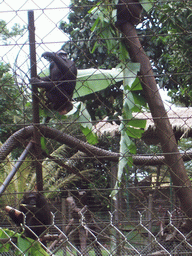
[30,77,41,85]
[42,52,56,62]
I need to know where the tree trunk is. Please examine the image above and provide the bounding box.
[118,22,192,230]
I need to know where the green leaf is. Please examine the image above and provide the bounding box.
[90,17,100,32]
[17,236,31,256]
[41,137,48,154]
[130,77,143,91]
[78,102,92,129]
[80,126,98,145]
[119,42,130,61]
[91,40,99,53]
[111,131,133,199]
[17,236,49,256]
[29,240,49,255]
[0,229,12,252]
[74,68,123,98]
[77,102,98,144]
[124,91,135,110]
[123,63,140,89]
[132,92,147,107]
[127,118,146,129]
[0,229,48,255]
[125,126,144,139]
[112,60,143,198]
[140,0,153,12]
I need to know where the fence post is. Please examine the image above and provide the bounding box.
[148,193,153,248]
[28,10,43,192]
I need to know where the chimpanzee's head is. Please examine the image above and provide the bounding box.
[21,192,37,206]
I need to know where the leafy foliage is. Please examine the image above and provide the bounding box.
[0,63,21,141]
[142,0,192,106]
[0,20,25,42]
[0,20,26,142]
[0,228,49,255]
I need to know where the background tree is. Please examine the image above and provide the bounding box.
[0,20,25,142]
[141,0,192,106]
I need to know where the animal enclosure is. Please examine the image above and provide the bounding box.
[0,0,192,255]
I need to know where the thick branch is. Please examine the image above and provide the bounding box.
[118,22,192,228]
[1,126,192,167]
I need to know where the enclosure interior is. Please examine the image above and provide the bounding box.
[0,0,192,255]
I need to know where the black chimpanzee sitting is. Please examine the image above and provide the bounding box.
[5,191,52,240]
[30,50,77,115]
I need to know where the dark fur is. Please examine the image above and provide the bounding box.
[7,192,52,240]
[30,50,77,114]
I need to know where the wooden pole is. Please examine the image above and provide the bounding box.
[28,10,43,192]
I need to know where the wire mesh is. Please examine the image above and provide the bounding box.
[0,0,192,255]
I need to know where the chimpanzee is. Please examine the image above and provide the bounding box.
[5,191,52,240]
[30,50,77,115]
[116,0,143,26]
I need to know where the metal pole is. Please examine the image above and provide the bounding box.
[28,10,43,191]
[0,141,33,196]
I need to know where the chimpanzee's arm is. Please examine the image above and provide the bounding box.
[30,77,58,91]
[42,52,77,78]
[40,76,52,82]
[20,203,38,213]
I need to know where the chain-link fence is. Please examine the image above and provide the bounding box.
[0,0,192,255]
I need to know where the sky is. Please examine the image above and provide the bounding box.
[0,0,71,75]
